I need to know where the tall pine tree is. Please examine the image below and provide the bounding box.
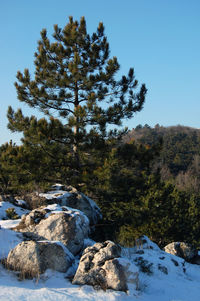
[8,16,147,184]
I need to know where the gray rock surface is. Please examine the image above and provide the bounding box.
[164,242,198,262]
[72,240,138,292]
[15,205,90,255]
[6,240,74,278]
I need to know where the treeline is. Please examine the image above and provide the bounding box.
[125,124,200,193]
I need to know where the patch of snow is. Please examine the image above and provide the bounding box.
[0,201,29,220]
[51,183,65,190]
[0,219,21,229]
[44,204,90,229]
[15,199,27,206]
[0,267,126,301]
[0,228,23,259]
[39,191,71,200]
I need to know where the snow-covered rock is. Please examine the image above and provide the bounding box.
[15,204,90,255]
[39,185,102,225]
[73,240,138,292]
[164,242,198,262]
[6,240,74,277]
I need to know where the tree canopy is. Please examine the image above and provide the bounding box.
[8,16,147,162]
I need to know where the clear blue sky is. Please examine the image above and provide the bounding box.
[0,0,200,145]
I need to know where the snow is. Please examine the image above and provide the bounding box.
[0,227,23,259]
[39,186,102,224]
[44,203,88,220]
[1,202,200,300]
[39,189,98,215]
[39,190,71,200]
[0,219,21,229]
[15,199,27,206]
[0,201,29,220]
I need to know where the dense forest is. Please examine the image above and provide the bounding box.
[125,124,200,193]
[1,16,200,250]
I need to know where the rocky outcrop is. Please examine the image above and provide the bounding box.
[15,205,90,255]
[39,185,102,225]
[72,240,139,292]
[164,242,198,262]
[6,240,74,278]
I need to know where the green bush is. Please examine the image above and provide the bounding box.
[5,208,19,220]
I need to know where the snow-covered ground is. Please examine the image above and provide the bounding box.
[1,200,200,300]
[0,200,29,220]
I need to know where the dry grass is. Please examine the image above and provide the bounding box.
[1,257,40,281]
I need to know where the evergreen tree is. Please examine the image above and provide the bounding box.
[8,16,147,179]
[91,140,161,243]
[0,140,60,193]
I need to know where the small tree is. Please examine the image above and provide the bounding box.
[8,16,147,184]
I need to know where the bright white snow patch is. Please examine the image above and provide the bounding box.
[0,219,21,229]
[39,190,71,200]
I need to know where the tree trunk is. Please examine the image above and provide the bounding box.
[73,81,80,169]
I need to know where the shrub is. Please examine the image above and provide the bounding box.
[5,208,19,220]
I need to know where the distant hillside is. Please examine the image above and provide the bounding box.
[125,124,200,192]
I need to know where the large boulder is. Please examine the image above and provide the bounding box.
[164,242,198,262]
[6,240,74,278]
[15,205,90,255]
[39,185,102,225]
[72,240,139,292]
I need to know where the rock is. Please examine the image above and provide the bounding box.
[136,235,160,251]
[6,240,74,278]
[35,211,89,255]
[15,207,50,231]
[15,205,90,255]
[17,192,47,209]
[121,235,160,260]
[39,185,102,225]
[72,240,138,292]
[164,242,198,262]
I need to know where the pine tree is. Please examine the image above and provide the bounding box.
[8,16,147,185]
